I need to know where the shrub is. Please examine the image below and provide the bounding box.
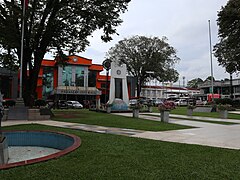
[187,105,196,109]
[34,99,47,107]
[215,98,233,105]
[158,101,175,111]
[232,100,240,108]
[217,104,233,111]
[3,99,16,107]
[129,102,143,110]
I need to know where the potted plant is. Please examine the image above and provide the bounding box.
[187,105,195,116]
[158,101,174,122]
[129,101,142,118]
[106,103,113,113]
[147,101,153,113]
[217,104,232,119]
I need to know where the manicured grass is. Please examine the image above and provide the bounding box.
[2,124,240,179]
[153,106,240,119]
[51,109,191,131]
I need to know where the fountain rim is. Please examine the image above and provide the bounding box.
[0,130,81,170]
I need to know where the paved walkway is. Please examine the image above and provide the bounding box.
[2,112,240,150]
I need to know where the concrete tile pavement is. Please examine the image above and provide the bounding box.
[2,120,145,136]
[2,111,240,150]
[111,112,240,149]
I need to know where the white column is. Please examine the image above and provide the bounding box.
[109,76,115,104]
[122,78,129,105]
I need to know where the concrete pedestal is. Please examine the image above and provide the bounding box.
[219,110,228,119]
[0,137,9,165]
[106,107,111,113]
[148,107,152,113]
[133,109,139,118]
[161,111,169,122]
[187,109,193,116]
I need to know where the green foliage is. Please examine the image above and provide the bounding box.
[217,104,232,111]
[2,99,16,107]
[214,98,233,105]
[0,0,131,105]
[34,99,47,107]
[129,103,143,110]
[0,53,19,71]
[232,100,240,108]
[187,105,196,109]
[205,76,215,82]
[187,78,203,88]
[106,35,180,96]
[214,0,240,73]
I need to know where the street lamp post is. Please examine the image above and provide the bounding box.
[102,59,111,104]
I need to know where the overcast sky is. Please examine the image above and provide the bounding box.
[47,0,231,84]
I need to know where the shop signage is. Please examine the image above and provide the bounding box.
[55,87,101,95]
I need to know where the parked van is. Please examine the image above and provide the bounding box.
[67,101,83,109]
[174,99,188,106]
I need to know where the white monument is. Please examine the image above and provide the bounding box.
[109,61,129,109]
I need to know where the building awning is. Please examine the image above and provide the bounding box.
[53,86,101,95]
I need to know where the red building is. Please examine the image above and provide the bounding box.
[37,55,107,106]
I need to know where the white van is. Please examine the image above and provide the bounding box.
[67,101,83,109]
[174,99,188,106]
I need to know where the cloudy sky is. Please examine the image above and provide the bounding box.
[49,0,231,84]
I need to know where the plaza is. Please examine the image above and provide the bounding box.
[1,109,240,178]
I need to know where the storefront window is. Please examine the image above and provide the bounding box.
[62,66,72,86]
[88,71,96,87]
[42,67,54,99]
[75,66,84,87]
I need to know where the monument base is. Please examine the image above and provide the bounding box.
[111,98,128,111]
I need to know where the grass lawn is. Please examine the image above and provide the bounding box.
[153,106,240,119]
[51,109,191,131]
[1,124,240,179]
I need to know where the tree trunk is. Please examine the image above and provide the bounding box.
[23,50,45,107]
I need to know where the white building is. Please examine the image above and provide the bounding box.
[140,85,200,99]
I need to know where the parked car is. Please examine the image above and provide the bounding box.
[196,100,207,106]
[153,99,164,106]
[67,101,83,109]
[174,99,188,106]
[57,100,68,109]
[129,99,138,106]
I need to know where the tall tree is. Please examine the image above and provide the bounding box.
[187,78,203,88]
[0,0,131,105]
[214,0,240,73]
[106,35,180,96]
[205,76,215,82]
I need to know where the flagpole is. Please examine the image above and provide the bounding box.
[19,0,26,99]
[208,20,214,101]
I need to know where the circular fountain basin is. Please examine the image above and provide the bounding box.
[0,130,81,170]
